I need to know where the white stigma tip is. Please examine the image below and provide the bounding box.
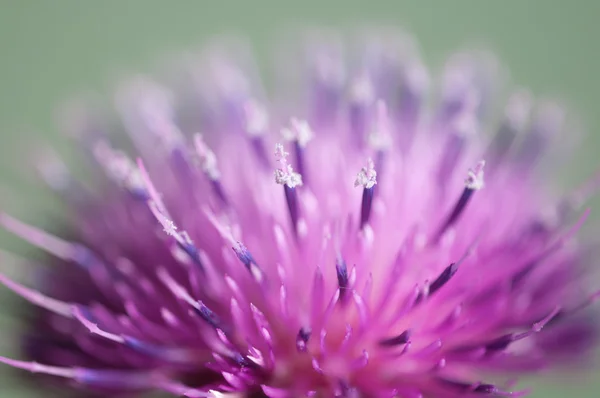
[355,159,377,189]
[274,143,303,188]
[281,118,314,148]
[465,160,485,190]
[194,134,221,180]
[163,218,178,237]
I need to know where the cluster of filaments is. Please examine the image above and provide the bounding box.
[0,39,597,398]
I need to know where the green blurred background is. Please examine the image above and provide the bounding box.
[0,0,599,396]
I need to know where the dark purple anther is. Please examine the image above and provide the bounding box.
[379,329,412,347]
[485,91,532,170]
[437,114,475,186]
[232,242,264,283]
[296,327,312,352]
[231,352,257,369]
[123,337,188,363]
[284,186,300,234]
[472,384,498,394]
[77,369,153,390]
[484,333,517,352]
[195,300,221,329]
[436,188,474,239]
[71,245,101,270]
[210,180,229,207]
[293,141,306,182]
[360,187,375,229]
[438,378,499,395]
[355,159,377,229]
[243,100,271,169]
[194,133,229,207]
[515,101,564,169]
[435,161,485,242]
[233,242,253,268]
[282,119,312,185]
[486,122,518,170]
[510,261,537,289]
[336,257,349,301]
[75,305,95,323]
[177,239,204,272]
[233,241,266,285]
[274,143,304,234]
[428,263,459,296]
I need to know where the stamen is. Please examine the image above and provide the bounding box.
[0,213,76,261]
[349,73,375,144]
[296,327,311,352]
[428,262,460,296]
[232,241,264,283]
[92,142,148,199]
[243,99,270,168]
[157,267,214,323]
[354,158,377,228]
[117,79,185,158]
[0,271,73,317]
[515,100,564,168]
[0,356,76,378]
[160,380,213,397]
[194,134,228,205]
[336,256,350,303]
[435,161,485,241]
[399,61,429,126]
[439,52,486,120]
[486,90,532,168]
[511,209,590,289]
[137,160,204,270]
[194,300,222,329]
[0,213,101,269]
[309,44,345,125]
[351,349,369,370]
[438,377,526,397]
[72,306,124,344]
[437,111,478,185]
[367,101,393,159]
[274,144,303,232]
[148,201,204,270]
[73,306,194,363]
[379,329,412,347]
[0,356,154,390]
[282,118,313,179]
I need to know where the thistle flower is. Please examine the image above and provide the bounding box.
[0,31,598,398]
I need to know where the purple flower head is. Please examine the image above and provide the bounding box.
[1,31,599,397]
